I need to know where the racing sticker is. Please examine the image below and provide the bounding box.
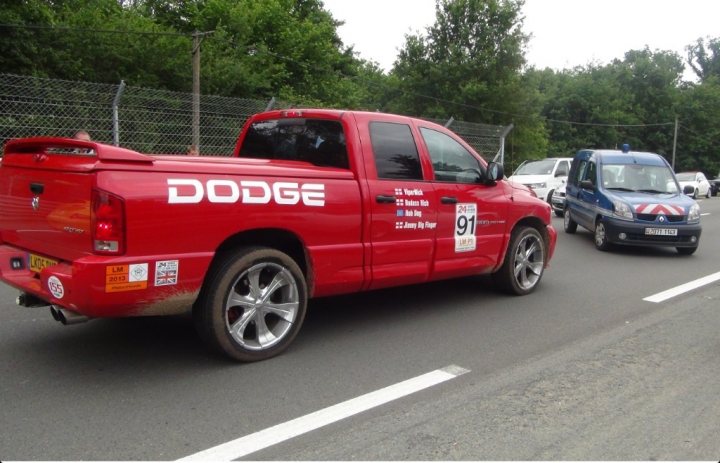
[455,203,477,252]
[47,276,65,299]
[154,260,179,286]
[393,188,437,230]
[105,263,148,293]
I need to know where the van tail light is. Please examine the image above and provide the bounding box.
[91,189,125,255]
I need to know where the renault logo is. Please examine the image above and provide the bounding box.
[658,215,666,223]
[31,196,40,211]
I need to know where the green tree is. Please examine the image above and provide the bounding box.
[386,0,547,162]
[686,37,720,82]
[675,78,720,175]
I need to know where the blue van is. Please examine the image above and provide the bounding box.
[564,146,702,254]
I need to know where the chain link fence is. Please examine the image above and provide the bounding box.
[0,73,510,158]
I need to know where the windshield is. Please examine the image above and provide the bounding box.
[675,173,695,181]
[513,159,556,175]
[602,164,679,194]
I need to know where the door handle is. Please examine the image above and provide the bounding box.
[376,195,396,204]
[441,196,458,204]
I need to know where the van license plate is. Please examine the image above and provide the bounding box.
[29,254,58,273]
[645,228,677,236]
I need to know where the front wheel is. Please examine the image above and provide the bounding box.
[493,227,546,295]
[546,190,554,203]
[193,246,307,362]
[594,219,612,251]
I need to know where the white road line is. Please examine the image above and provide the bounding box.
[700,212,710,216]
[643,271,720,303]
[177,365,469,461]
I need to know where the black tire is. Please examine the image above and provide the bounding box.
[493,227,546,295]
[677,246,697,255]
[546,190,554,203]
[594,218,612,251]
[563,207,577,233]
[554,209,564,218]
[193,246,307,362]
[706,188,711,199]
[693,188,698,199]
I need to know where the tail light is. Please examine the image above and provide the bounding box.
[91,189,125,254]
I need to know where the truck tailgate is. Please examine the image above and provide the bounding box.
[0,137,153,261]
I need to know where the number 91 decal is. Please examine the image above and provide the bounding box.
[455,203,477,252]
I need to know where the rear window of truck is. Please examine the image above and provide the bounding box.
[239,118,349,169]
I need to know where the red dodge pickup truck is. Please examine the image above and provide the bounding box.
[0,109,556,361]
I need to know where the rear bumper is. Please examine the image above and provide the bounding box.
[0,245,207,318]
[603,218,701,248]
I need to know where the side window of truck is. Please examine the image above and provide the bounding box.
[240,118,349,169]
[420,127,482,184]
[369,122,423,180]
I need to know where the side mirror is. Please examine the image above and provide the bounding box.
[683,185,694,195]
[485,162,504,184]
[580,179,595,190]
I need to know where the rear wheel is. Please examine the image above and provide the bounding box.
[193,246,307,362]
[563,207,577,233]
[493,227,546,295]
[594,219,612,251]
[706,188,711,198]
[693,188,698,199]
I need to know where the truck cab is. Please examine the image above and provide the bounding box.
[563,146,701,254]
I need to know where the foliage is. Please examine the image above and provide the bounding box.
[0,0,719,175]
[686,37,720,83]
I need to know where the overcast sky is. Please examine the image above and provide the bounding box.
[323,0,720,77]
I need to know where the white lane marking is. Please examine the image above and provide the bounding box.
[643,271,720,303]
[178,365,469,461]
[701,212,710,216]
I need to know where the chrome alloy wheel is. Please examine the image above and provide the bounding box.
[224,262,300,351]
[595,221,607,247]
[512,233,545,291]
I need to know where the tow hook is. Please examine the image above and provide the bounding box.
[16,292,49,308]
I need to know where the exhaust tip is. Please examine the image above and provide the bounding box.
[50,306,90,325]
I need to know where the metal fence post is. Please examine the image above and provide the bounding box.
[265,97,276,111]
[112,80,126,146]
[494,123,514,166]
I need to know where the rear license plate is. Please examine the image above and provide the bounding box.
[645,228,678,236]
[28,253,58,273]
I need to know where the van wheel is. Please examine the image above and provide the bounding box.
[677,246,697,255]
[594,219,612,251]
[193,246,307,362]
[692,188,698,199]
[493,227,545,295]
[706,188,711,198]
[546,190,554,203]
[563,208,577,233]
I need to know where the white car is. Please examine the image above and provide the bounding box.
[508,157,572,203]
[676,171,711,199]
[550,183,566,217]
